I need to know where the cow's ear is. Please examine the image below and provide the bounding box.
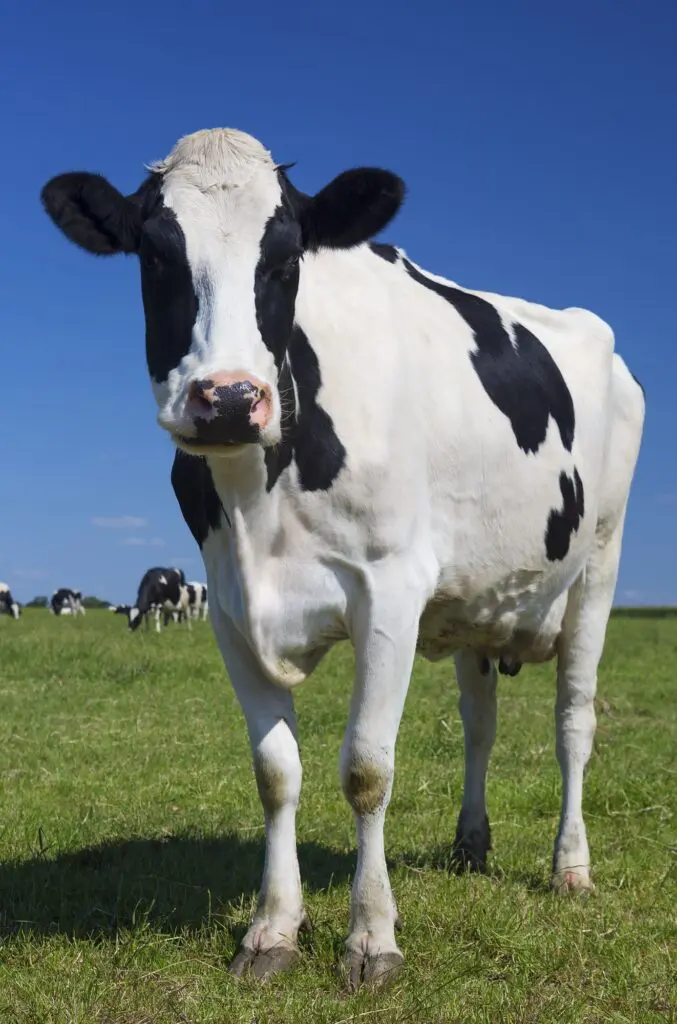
[301,168,405,251]
[41,172,142,255]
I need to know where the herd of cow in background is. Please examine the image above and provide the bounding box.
[0,567,208,633]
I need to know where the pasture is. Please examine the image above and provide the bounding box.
[0,610,674,1023]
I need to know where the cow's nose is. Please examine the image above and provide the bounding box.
[185,371,273,444]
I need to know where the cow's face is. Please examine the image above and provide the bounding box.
[41,129,404,455]
[128,607,143,631]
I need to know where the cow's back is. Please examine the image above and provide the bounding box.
[292,246,639,663]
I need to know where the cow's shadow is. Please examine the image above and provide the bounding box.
[0,833,356,939]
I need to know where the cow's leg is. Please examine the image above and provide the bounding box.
[210,609,306,980]
[553,525,624,894]
[154,607,161,633]
[340,603,419,989]
[452,651,497,873]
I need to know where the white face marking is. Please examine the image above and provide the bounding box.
[144,130,286,448]
[129,608,140,623]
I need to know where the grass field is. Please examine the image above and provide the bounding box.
[0,610,674,1023]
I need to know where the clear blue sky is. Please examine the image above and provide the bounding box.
[1,0,675,605]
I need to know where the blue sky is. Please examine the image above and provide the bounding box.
[1,0,675,605]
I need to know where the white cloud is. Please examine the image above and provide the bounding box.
[120,537,165,547]
[92,516,148,529]
[13,569,47,580]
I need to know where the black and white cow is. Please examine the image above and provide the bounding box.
[185,582,208,621]
[42,129,645,987]
[127,567,189,632]
[50,588,85,616]
[156,584,203,626]
[0,583,21,620]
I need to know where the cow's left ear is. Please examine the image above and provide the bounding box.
[301,168,406,251]
[41,172,142,255]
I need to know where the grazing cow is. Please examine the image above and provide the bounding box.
[41,128,644,988]
[185,582,208,621]
[108,603,131,615]
[127,567,189,632]
[0,583,21,620]
[50,589,85,616]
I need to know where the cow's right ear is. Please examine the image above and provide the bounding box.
[41,172,141,255]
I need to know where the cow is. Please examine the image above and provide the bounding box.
[108,603,131,615]
[41,128,645,988]
[50,589,85,616]
[127,567,190,632]
[157,583,204,626]
[0,583,21,620]
[185,582,208,621]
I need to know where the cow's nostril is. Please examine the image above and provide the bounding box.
[187,380,214,415]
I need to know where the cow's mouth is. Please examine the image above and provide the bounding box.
[173,434,254,455]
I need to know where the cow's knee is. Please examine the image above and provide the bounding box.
[253,720,301,814]
[341,744,391,816]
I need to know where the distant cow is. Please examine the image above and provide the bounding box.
[185,582,208,621]
[42,127,644,987]
[108,604,131,615]
[128,567,189,632]
[50,589,85,616]
[0,583,21,620]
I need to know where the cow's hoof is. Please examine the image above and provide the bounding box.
[343,950,404,991]
[551,869,594,896]
[451,814,491,873]
[228,944,301,981]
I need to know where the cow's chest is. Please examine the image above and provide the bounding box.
[212,541,349,688]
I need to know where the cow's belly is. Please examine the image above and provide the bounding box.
[417,543,584,665]
[418,585,569,663]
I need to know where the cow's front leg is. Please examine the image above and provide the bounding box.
[210,610,306,980]
[340,602,419,989]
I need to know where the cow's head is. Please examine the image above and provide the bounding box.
[128,606,145,631]
[41,129,405,454]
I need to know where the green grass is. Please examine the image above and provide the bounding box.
[0,610,674,1023]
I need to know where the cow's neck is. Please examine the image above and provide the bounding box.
[207,448,280,554]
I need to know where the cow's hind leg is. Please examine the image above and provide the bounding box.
[552,524,625,894]
[452,651,497,872]
[210,609,306,980]
[340,598,420,990]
